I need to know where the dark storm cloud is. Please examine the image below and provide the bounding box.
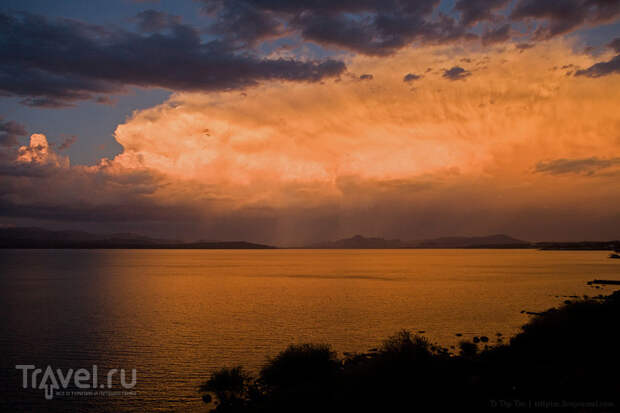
[206,1,284,46]
[201,0,620,57]
[133,9,181,32]
[2,1,616,107]
[0,62,117,108]
[575,54,620,77]
[0,118,27,147]
[576,36,620,77]
[293,10,468,56]
[482,23,511,45]
[403,73,421,82]
[535,157,620,175]
[443,66,471,80]
[0,12,346,107]
[609,37,620,53]
[359,74,374,80]
[511,0,620,39]
[202,0,439,19]
[454,0,511,27]
[0,157,185,223]
[0,161,59,178]
[202,0,472,56]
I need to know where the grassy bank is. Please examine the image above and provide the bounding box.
[200,290,620,412]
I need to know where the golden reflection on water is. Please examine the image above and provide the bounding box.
[1,249,618,411]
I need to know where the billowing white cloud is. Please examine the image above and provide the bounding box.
[17,134,69,168]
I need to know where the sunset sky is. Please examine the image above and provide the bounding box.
[1,0,619,245]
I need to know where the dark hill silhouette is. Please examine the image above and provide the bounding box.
[306,234,407,249]
[0,227,275,249]
[537,240,620,251]
[3,227,618,250]
[414,234,530,248]
[307,234,530,249]
[0,226,170,243]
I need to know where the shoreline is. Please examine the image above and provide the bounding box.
[200,286,620,412]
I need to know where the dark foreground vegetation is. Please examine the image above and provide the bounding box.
[201,290,620,412]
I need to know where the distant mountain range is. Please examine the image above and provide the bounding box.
[306,234,531,249]
[307,234,620,250]
[1,227,618,250]
[0,227,274,249]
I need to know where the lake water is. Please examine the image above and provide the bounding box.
[1,249,619,412]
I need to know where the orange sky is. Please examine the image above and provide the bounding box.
[9,39,620,244]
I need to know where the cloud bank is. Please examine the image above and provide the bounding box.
[2,39,619,243]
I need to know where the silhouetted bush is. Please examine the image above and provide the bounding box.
[260,343,338,388]
[200,290,620,412]
[458,340,478,358]
[380,330,431,357]
[200,366,252,410]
